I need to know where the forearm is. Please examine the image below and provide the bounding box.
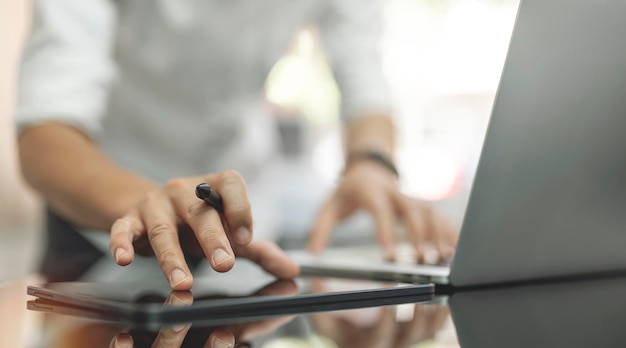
[344,114,396,156]
[18,123,157,230]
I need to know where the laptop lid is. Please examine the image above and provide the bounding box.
[450,0,626,286]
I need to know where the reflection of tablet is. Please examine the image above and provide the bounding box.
[27,275,434,330]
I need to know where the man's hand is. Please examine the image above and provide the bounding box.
[307,161,457,262]
[109,170,299,290]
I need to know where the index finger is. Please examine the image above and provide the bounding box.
[141,196,193,290]
[307,200,339,254]
[393,194,428,262]
[364,194,397,260]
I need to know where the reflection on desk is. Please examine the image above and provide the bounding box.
[45,303,451,348]
[16,274,626,347]
[450,276,626,347]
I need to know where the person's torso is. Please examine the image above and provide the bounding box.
[101,0,322,182]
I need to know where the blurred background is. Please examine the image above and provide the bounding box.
[0,0,518,277]
[0,0,41,282]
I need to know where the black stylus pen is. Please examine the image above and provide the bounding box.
[195,183,224,213]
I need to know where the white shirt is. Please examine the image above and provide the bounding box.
[17,0,392,183]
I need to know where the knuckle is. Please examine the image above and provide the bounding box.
[147,222,175,241]
[226,203,251,220]
[164,178,188,192]
[110,218,125,232]
[157,249,180,269]
[218,170,244,186]
[415,200,433,213]
[140,191,161,207]
[137,195,151,208]
[413,229,425,240]
[197,227,223,246]
[185,201,205,220]
[220,169,242,179]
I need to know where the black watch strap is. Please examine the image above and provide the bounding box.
[345,149,399,177]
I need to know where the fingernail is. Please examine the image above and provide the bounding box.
[233,226,252,244]
[114,248,126,263]
[170,293,186,305]
[212,248,233,266]
[212,337,233,348]
[171,323,191,333]
[165,293,187,306]
[170,268,188,287]
[113,337,132,348]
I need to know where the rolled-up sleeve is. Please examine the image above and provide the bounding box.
[16,0,117,138]
[317,0,392,122]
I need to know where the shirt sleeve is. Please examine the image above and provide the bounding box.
[16,0,117,138]
[316,0,393,122]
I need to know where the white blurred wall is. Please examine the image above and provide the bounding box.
[0,0,42,281]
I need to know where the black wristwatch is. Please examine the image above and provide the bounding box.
[345,149,399,177]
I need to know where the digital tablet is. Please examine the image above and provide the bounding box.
[27,273,434,330]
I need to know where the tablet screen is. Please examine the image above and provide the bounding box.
[27,266,434,330]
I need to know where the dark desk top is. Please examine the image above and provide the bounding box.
[6,273,626,347]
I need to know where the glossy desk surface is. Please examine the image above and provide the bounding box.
[5,272,626,348]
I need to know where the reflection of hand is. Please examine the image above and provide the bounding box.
[308,162,457,262]
[310,279,449,348]
[312,301,449,348]
[110,280,298,348]
[108,170,299,290]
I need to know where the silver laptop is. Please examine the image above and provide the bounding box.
[294,0,626,288]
